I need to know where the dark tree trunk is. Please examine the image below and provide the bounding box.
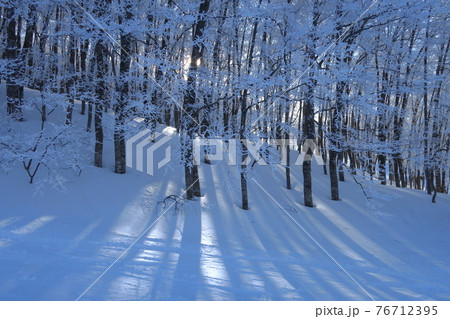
[51,6,61,93]
[87,102,93,132]
[80,40,89,115]
[5,6,23,120]
[374,42,388,186]
[318,112,327,175]
[329,82,342,200]
[114,6,133,174]
[329,150,339,200]
[92,0,111,167]
[302,0,319,208]
[285,105,291,190]
[93,39,107,167]
[238,0,261,210]
[65,35,76,125]
[240,91,249,210]
[338,154,345,181]
[423,19,434,195]
[20,6,36,98]
[303,98,315,207]
[182,0,210,199]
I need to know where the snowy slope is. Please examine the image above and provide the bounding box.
[0,86,449,301]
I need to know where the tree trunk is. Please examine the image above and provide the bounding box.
[114,5,133,174]
[182,0,210,199]
[65,35,76,125]
[303,98,315,207]
[5,6,23,120]
[80,40,89,115]
[93,40,107,167]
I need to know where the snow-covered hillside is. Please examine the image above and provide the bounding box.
[0,86,449,301]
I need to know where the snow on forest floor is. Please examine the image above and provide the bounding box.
[0,85,449,300]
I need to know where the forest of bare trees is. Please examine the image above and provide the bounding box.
[1,0,449,208]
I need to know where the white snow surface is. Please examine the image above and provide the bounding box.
[0,86,449,300]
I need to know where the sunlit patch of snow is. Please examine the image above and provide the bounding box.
[110,188,155,237]
[367,272,395,283]
[161,126,177,136]
[0,217,22,228]
[11,216,55,235]
[199,210,231,299]
[391,287,424,299]
[133,117,145,123]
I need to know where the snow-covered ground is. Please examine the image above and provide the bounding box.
[0,86,449,300]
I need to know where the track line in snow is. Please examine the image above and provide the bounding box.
[251,177,376,301]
